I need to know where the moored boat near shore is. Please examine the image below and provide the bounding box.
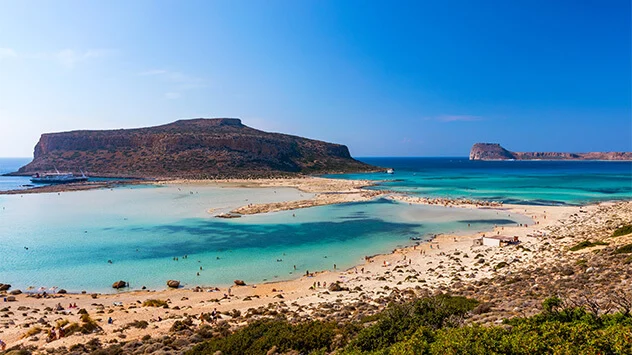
[31,171,88,184]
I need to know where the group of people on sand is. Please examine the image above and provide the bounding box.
[46,326,65,343]
[311,281,328,289]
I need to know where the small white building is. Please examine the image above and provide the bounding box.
[474,235,519,247]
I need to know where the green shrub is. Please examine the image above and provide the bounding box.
[612,224,632,237]
[187,319,346,355]
[569,240,608,251]
[347,295,477,352]
[614,243,632,254]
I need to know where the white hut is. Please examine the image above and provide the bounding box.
[481,235,519,247]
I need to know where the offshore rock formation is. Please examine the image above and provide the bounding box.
[468,143,515,160]
[14,118,375,178]
[469,143,632,161]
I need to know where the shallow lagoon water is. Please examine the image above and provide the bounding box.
[0,185,529,293]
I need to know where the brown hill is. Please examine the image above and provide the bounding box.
[13,118,375,178]
[469,143,632,161]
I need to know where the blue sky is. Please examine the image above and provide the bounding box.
[0,0,630,157]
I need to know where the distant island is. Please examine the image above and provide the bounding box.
[11,118,375,178]
[469,143,632,161]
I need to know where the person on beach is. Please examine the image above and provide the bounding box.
[211,308,217,323]
[0,339,5,350]
[108,317,113,324]
[58,326,65,339]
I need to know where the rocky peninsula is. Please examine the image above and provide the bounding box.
[469,143,632,161]
[10,118,375,179]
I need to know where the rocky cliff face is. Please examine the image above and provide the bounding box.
[469,143,516,160]
[470,143,632,161]
[16,118,375,178]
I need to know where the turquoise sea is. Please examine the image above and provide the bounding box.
[0,157,629,293]
[328,158,632,206]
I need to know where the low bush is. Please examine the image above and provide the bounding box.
[570,240,608,251]
[187,319,347,355]
[127,320,149,329]
[142,299,168,307]
[20,326,42,339]
[612,224,632,237]
[614,243,632,254]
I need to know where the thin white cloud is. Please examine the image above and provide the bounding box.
[437,115,482,122]
[140,69,206,99]
[55,49,112,68]
[0,47,17,59]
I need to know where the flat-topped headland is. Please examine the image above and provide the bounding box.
[470,142,632,160]
[9,118,376,179]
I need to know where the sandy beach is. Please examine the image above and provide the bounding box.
[1,178,631,353]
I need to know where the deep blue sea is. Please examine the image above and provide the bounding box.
[0,157,32,191]
[327,157,632,206]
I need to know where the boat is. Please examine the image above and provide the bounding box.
[386,168,394,174]
[31,170,88,184]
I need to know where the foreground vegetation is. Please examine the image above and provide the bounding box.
[569,240,608,251]
[186,294,632,355]
[3,295,631,355]
[612,224,632,237]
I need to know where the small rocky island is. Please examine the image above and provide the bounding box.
[13,118,375,178]
[469,143,632,161]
